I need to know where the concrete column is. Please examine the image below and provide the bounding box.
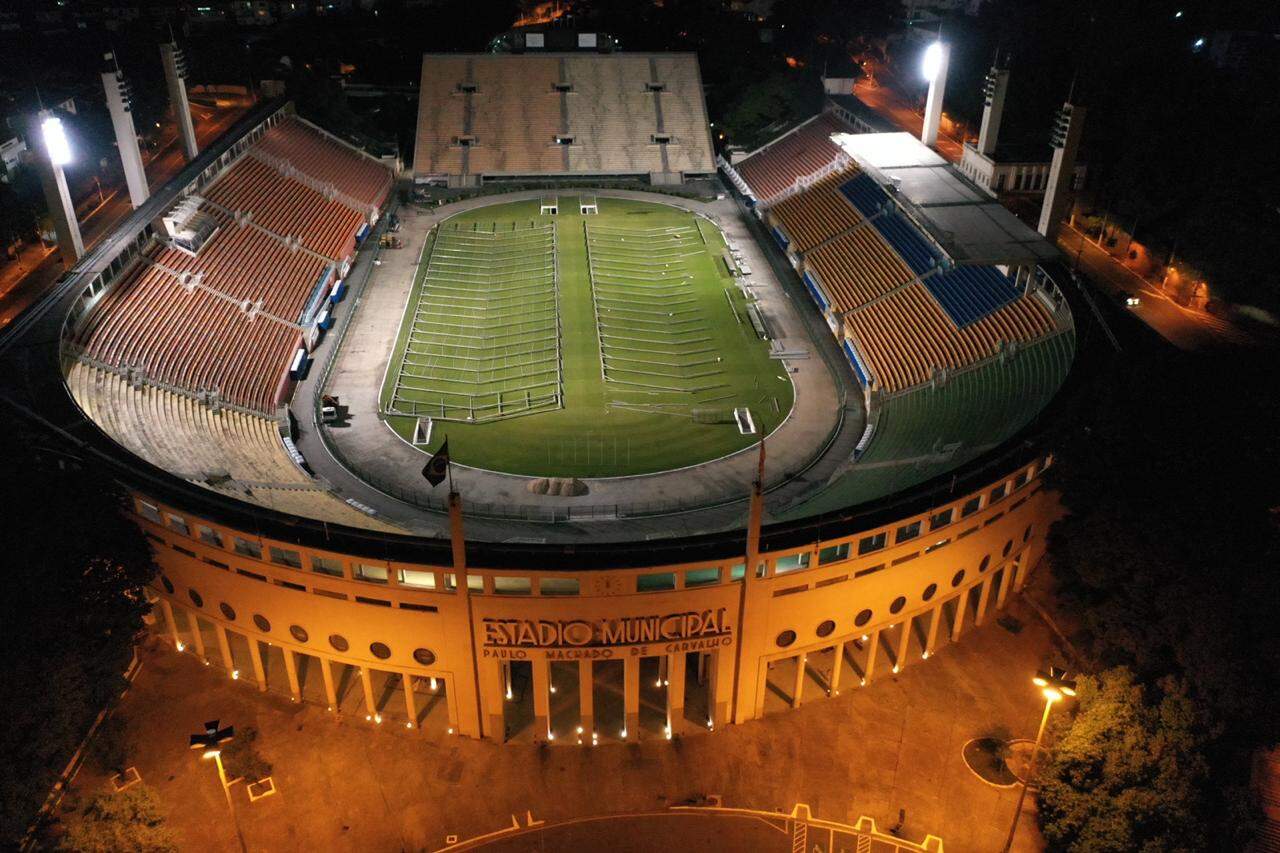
[101,56,149,208]
[828,645,843,695]
[480,659,505,740]
[403,674,418,729]
[214,624,234,673]
[978,67,1010,157]
[666,653,686,736]
[996,566,1012,609]
[320,658,338,711]
[1037,102,1086,239]
[186,610,206,658]
[975,576,994,626]
[578,660,594,738]
[623,654,640,741]
[282,649,301,701]
[921,42,952,148]
[1013,553,1030,593]
[791,652,807,708]
[160,599,182,649]
[531,658,551,741]
[248,638,268,692]
[950,592,969,642]
[34,111,84,266]
[160,41,199,161]
[710,647,734,729]
[891,621,910,673]
[924,605,943,659]
[863,630,881,683]
[359,666,377,720]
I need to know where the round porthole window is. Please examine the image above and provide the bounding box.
[776,630,797,648]
[289,625,309,643]
[979,555,991,573]
[253,614,271,633]
[854,609,873,627]
[188,589,203,608]
[889,596,906,614]
[413,648,437,667]
[816,619,836,638]
[329,633,349,653]
[160,575,175,594]
[370,642,392,660]
[922,583,938,602]
[951,569,966,588]
[219,602,237,621]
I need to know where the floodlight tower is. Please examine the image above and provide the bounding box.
[160,38,199,161]
[35,112,85,266]
[1037,101,1086,239]
[977,65,1010,157]
[920,41,951,148]
[102,52,150,209]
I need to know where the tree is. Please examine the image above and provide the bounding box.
[0,420,157,846]
[1041,349,1280,849]
[721,70,824,150]
[58,786,177,853]
[1037,668,1211,852]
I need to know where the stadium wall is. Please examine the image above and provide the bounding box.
[139,453,1058,743]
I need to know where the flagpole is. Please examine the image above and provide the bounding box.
[445,433,455,495]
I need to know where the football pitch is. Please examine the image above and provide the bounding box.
[380,195,793,478]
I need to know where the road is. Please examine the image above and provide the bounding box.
[848,64,1259,350]
[853,74,965,162]
[0,101,247,330]
[1057,223,1253,350]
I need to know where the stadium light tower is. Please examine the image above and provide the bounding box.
[1037,100,1087,239]
[920,41,951,148]
[102,52,150,209]
[35,112,85,267]
[161,37,200,161]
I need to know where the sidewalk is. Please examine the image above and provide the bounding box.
[51,594,1057,853]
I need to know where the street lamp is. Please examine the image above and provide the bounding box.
[1001,667,1076,853]
[189,720,248,853]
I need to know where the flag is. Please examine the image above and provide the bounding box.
[423,439,450,487]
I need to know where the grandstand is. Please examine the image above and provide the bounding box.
[413,53,715,185]
[716,113,1075,518]
[68,112,392,416]
[726,112,855,205]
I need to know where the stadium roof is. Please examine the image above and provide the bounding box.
[832,131,1060,266]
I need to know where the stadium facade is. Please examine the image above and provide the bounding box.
[0,52,1084,744]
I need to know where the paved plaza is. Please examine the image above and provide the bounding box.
[53,576,1067,852]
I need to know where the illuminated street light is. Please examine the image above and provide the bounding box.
[189,719,247,852]
[921,41,944,82]
[42,116,73,166]
[1002,667,1076,852]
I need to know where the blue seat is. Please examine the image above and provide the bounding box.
[923,265,1020,328]
[871,214,936,276]
[838,173,887,218]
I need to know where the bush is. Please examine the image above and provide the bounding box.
[58,786,176,852]
[219,726,271,783]
[87,715,129,777]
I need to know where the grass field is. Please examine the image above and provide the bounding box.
[380,195,793,477]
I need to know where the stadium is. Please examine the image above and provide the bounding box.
[0,50,1086,746]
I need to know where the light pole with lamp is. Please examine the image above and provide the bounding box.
[189,719,248,853]
[1001,666,1076,853]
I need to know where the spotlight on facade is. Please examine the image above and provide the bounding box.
[922,42,944,82]
[42,115,73,166]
